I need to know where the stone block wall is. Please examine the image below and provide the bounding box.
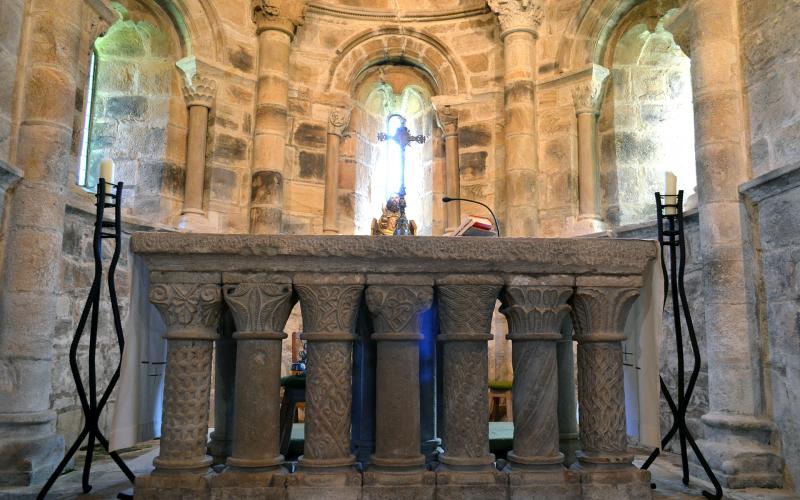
[0,0,22,163]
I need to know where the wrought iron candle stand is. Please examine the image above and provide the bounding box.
[38,180,135,499]
[641,191,722,500]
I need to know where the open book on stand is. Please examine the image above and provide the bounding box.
[448,215,498,237]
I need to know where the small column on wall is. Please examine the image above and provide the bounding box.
[436,106,461,233]
[249,0,307,234]
[180,75,217,229]
[571,65,609,235]
[488,0,543,237]
[323,108,351,235]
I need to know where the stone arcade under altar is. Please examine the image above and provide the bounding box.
[131,233,657,499]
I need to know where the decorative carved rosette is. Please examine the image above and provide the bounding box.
[366,285,433,338]
[183,76,218,109]
[571,65,611,115]
[328,108,352,137]
[251,0,308,36]
[487,0,544,37]
[150,283,223,339]
[223,282,295,335]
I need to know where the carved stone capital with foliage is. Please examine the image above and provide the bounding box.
[366,285,433,337]
[294,276,363,336]
[487,0,544,37]
[150,283,223,340]
[251,0,308,37]
[436,107,459,137]
[500,285,572,339]
[570,285,640,343]
[183,75,218,109]
[572,65,610,115]
[223,283,295,334]
[328,108,352,137]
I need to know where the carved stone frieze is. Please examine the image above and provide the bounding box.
[571,65,611,115]
[150,284,223,337]
[183,75,218,109]
[487,0,544,36]
[366,286,433,335]
[500,286,572,337]
[251,0,308,36]
[570,286,640,342]
[328,108,352,137]
[223,283,294,333]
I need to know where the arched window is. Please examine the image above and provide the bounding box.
[600,11,697,226]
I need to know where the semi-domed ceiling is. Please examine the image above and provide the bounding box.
[315,0,488,15]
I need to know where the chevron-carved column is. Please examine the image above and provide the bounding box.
[435,276,506,497]
[149,282,224,474]
[290,274,364,493]
[571,277,652,498]
[224,281,295,469]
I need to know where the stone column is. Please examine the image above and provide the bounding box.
[678,0,784,487]
[0,0,85,486]
[436,276,506,498]
[570,279,651,499]
[500,277,579,497]
[571,66,609,234]
[364,277,435,498]
[136,279,223,497]
[289,274,364,496]
[207,311,236,465]
[181,76,217,222]
[488,0,543,237]
[223,281,294,469]
[556,320,579,466]
[323,109,351,235]
[249,0,307,234]
[438,108,461,233]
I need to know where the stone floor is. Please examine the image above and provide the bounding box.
[4,425,797,499]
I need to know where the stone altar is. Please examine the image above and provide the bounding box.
[131,234,657,499]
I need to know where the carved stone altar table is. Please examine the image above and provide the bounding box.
[131,234,657,500]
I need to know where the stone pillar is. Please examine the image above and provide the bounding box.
[488,0,543,237]
[500,277,579,498]
[207,311,236,465]
[323,109,351,235]
[181,76,217,222]
[136,279,223,498]
[224,281,293,468]
[679,0,785,487]
[249,0,307,234]
[570,279,651,499]
[556,319,579,466]
[0,0,85,486]
[438,108,461,233]
[435,276,506,498]
[289,274,364,497]
[364,277,435,499]
[571,66,609,235]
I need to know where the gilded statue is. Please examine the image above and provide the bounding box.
[371,194,417,236]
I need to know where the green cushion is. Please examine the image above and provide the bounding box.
[489,380,513,391]
[281,375,306,389]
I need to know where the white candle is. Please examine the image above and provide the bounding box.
[100,159,115,184]
[665,171,678,215]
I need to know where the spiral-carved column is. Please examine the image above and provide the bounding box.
[436,276,506,497]
[571,278,652,498]
[224,281,295,469]
[149,282,224,474]
[288,274,364,495]
[364,277,435,497]
[499,277,579,498]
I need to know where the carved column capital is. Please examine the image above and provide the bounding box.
[436,107,459,137]
[366,284,433,339]
[487,0,544,37]
[570,284,640,343]
[572,65,610,115]
[294,275,364,337]
[251,0,307,37]
[183,76,218,109]
[500,285,572,339]
[223,282,295,337]
[437,276,502,339]
[328,108,352,137]
[150,283,223,340]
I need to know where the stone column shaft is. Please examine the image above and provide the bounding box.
[441,112,461,233]
[149,282,224,473]
[0,0,84,485]
[294,275,364,468]
[437,277,502,467]
[250,1,306,234]
[365,279,434,470]
[323,110,351,235]
[182,77,216,216]
[223,281,294,469]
